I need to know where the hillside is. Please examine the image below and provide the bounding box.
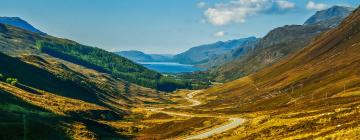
[0,20,174,139]
[0,17,45,34]
[173,37,258,66]
[0,78,127,139]
[191,6,360,139]
[0,20,188,91]
[211,6,354,82]
[115,50,173,62]
[0,21,176,106]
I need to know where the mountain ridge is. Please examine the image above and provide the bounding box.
[115,50,174,62]
[173,37,258,66]
[211,5,354,82]
[0,17,45,34]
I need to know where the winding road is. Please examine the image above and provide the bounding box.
[146,90,244,140]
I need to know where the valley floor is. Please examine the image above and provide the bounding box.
[132,88,360,140]
[132,90,244,139]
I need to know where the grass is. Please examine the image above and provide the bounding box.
[138,117,223,140]
[0,81,130,139]
[176,7,360,139]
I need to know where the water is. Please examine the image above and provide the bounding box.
[138,62,204,73]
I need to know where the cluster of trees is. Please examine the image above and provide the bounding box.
[0,73,18,85]
[156,76,190,92]
[36,40,189,91]
[169,72,212,90]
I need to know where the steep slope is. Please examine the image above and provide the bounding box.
[35,40,162,89]
[0,20,173,138]
[195,7,360,139]
[0,21,186,91]
[0,21,172,106]
[173,37,257,66]
[212,6,354,82]
[115,50,173,62]
[0,17,45,34]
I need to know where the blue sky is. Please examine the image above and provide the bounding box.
[0,0,359,54]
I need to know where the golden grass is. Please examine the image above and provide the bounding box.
[0,82,107,115]
[137,117,224,140]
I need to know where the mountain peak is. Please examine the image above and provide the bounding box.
[304,6,354,26]
[0,16,45,34]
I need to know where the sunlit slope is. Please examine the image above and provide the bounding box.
[193,7,360,139]
[200,7,360,114]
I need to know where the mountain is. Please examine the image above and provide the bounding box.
[0,17,45,34]
[211,6,354,82]
[173,37,258,66]
[117,37,258,68]
[0,20,189,138]
[115,50,173,62]
[196,6,360,139]
[304,6,354,27]
[116,50,153,62]
[199,38,260,68]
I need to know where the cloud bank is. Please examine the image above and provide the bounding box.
[203,0,296,26]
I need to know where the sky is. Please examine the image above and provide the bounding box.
[0,0,359,54]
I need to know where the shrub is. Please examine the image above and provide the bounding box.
[6,78,17,85]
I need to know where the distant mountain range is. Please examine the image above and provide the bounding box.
[172,37,258,66]
[116,37,258,68]
[115,50,174,62]
[0,17,45,34]
[210,5,354,82]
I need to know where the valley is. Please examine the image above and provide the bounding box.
[0,2,360,140]
[143,90,244,140]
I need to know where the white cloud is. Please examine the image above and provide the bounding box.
[197,2,206,8]
[214,31,225,37]
[203,0,295,26]
[306,1,328,11]
[276,0,295,9]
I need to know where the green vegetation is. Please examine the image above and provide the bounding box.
[0,72,18,86]
[36,40,160,86]
[36,40,188,91]
[166,72,212,90]
[6,78,17,85]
